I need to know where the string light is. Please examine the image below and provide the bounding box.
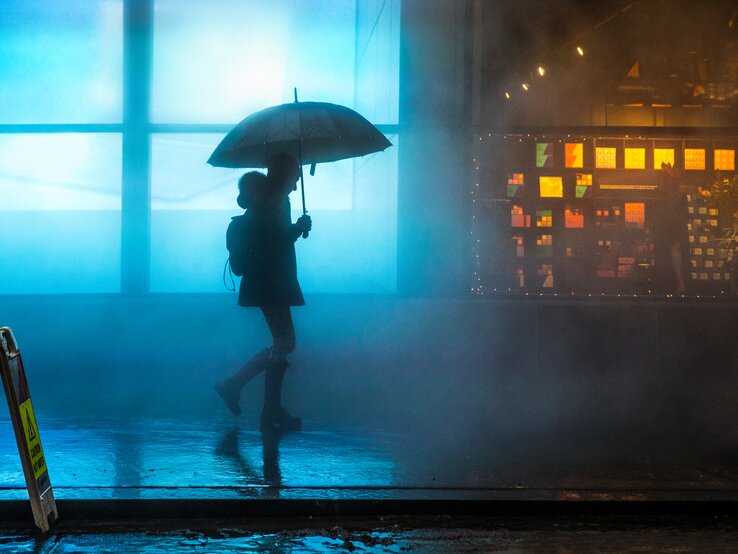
[577,46,584,56]
[521,83,529,91]
[505,92,511,99]
[537,66,545,77]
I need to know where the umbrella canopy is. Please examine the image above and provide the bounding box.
[207,101,392,169]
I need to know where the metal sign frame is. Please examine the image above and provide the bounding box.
[0,327,57,532]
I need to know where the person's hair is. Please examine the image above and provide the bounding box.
[237,171,267,209]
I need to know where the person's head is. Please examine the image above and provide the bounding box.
[266,153,301,197]
[237,171,268,210]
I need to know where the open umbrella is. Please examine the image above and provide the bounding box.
[207,90,392,214]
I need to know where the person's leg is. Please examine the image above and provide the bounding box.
[260,306,300,431]
[216,348,271,416]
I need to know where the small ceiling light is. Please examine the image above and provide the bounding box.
[576,46,584,56]
[522,83,529,91]
[505,91,511,99]
[538,66,545,76]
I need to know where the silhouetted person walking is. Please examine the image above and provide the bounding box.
[216,153,312,432]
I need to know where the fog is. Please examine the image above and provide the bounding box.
[2,0,738,492]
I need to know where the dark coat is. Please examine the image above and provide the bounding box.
[230,199,305,307]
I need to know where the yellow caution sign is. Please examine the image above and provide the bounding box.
[20,399,46,480]
[1,326,57,532]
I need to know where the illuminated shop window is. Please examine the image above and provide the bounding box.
[539,176,563,198]
[511,205,531,228]
[565,143,583,168]
[653,148,675,169]
[684,148,706,170]
[595,147,617,169]
[624,148,645,169]
[575,173,592,198]
[536,143,554,167]
[565,206,584,228]
[536,209,553,227]
[507,173,524,197]
[715,149,735,171]
[624,202,645,229]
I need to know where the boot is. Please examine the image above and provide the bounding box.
[260,359,301,433]
[215,348,270,416]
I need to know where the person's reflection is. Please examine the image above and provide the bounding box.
[215,425,285,495]
[261,428,283,488]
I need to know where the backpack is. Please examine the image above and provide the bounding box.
[226,214,252,277]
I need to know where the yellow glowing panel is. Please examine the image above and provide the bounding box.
[624,148,645,169]
[684,148,705,170]
[596,147,617,169]
[539,176,563,198]
[565,143,584,168]
[653,148,675,169]
[715,149,735,170]
[624,202,645,228]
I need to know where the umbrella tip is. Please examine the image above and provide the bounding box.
[294,87,298,103]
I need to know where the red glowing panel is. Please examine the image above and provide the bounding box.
[511,205,531,228]
[565,143,583,168]
[565,206,584,228]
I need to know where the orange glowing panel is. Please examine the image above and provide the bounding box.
[595,147,617,169]
[565,143,584,168]
[511,205,531,228]
[715,149,735,171]
[624,148,645,169]
[684,148,705,170]
[653,148,675,169]
[539,176,563,197]
[624,202,645,228]
[565,206,584,228]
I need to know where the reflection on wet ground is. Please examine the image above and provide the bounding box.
[2,414,738,501]
[2,516,738,553]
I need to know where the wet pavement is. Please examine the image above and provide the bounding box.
[2,515,738,553]
[2,414,738,503]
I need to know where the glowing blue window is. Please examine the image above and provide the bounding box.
[149,134,397,293]
[152,0,399,124]
[0,134,122,293]
[0,1,123,124]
